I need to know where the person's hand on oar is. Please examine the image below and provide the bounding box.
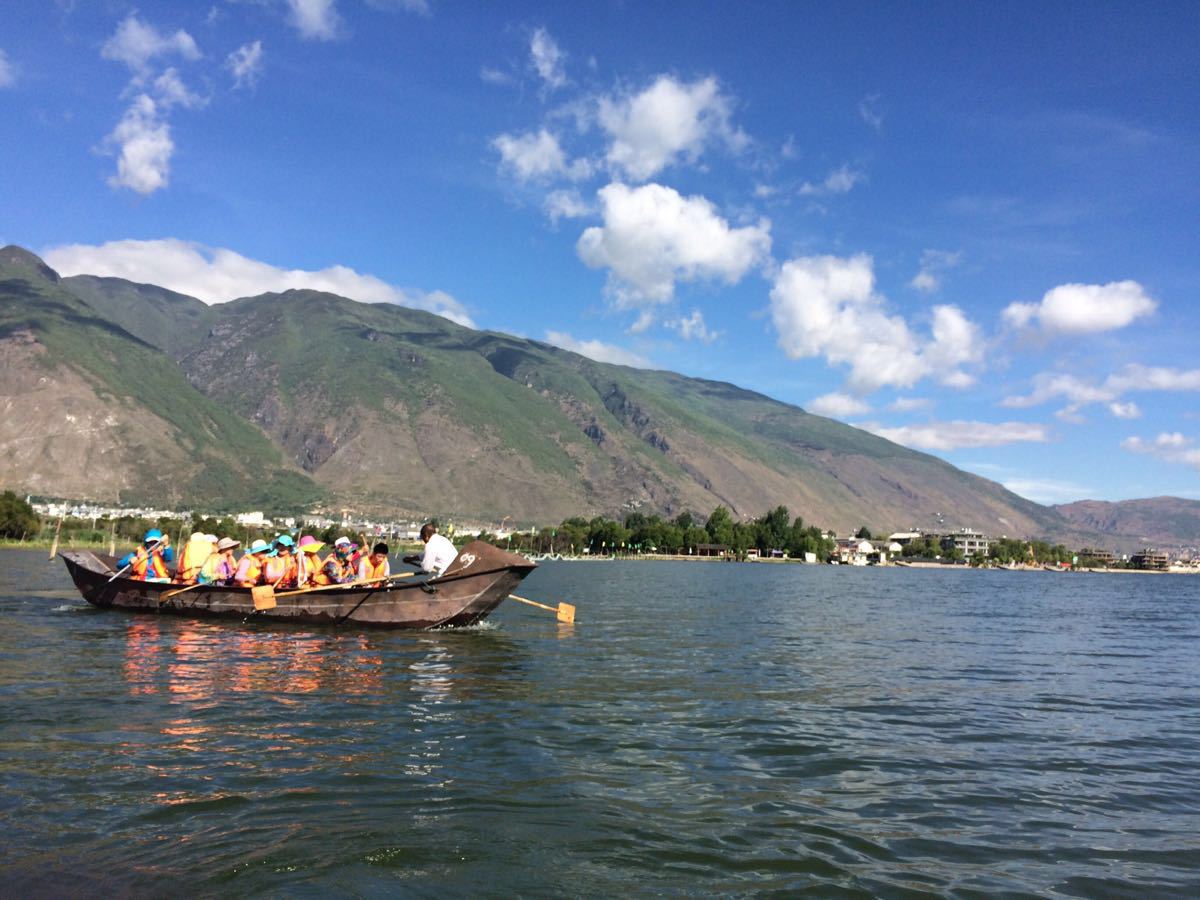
[107,538,164,582]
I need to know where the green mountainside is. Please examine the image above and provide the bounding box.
[35,249,1062,536]
[4,242,1170,548]
[0,247,319,510]
[61,274,217,359]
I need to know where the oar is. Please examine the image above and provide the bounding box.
[275,571,415,599]
[160,549,217,601]
[107,538,163,582]
[508,593,576,624]
[48,516,63,560]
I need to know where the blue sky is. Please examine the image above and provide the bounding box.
[2,1,1198,504]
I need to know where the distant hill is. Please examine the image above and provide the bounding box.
[2,242,1193,548]
[1054,498,1200,551]
[62,269,1065,533]
[0,246,320,510]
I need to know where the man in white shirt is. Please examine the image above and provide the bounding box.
[406,523,458,576]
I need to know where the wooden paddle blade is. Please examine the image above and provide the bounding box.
[557,602,576,624]
[252,584,276,611]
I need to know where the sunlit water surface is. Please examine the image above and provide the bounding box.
[2,551,1198,896]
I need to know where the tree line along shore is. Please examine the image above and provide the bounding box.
[5,490,1166,571]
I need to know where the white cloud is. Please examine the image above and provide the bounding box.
[286,0,341,41]
[768,254,982,392]
[104,95,173,194]
[101,14,200,76]
[364,0,430,14]
[858,93,883,131]
[227,40,264,89]
[0,49,16,88]
[42,238,474,327]
[480,66,513,86]
[910,249,961,293]
[889,396,930,413]
[668,309,717,343]
[530,27,566,90]
[809,392,871,418]
[493,129,590,183]
[544,189,591,223]
[543,330,651,368]
[799,164,864,197]
[861,420,1051,451]
[598,75,746,181]
[1002,280,1156,334]
[577,182,771,306]
[1122,433,1200,471]
[152,68,205,110]
[1003,364,1200,418]
[1108,401,1141,419]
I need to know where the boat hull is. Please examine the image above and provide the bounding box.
[60,541,536,629]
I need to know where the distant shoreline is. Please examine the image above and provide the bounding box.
[9,544,1196,574]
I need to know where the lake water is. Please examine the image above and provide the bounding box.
[2,549,1198,896]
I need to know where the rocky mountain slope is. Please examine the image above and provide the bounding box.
[1054,498,1200,550]
[0,247,319,510]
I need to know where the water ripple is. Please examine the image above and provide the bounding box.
[1,553,1199,895]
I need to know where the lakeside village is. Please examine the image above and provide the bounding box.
[3,490,1197,574]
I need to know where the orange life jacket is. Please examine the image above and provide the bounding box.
[235,556,263,587]
[300,553,331,586]
[263,554,297,588]
[176,540,212,584]
[131,546,169,580]
[361,557,388,583]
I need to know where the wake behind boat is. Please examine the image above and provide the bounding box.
[60,540,536,629]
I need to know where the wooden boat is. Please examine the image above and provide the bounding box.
[59,540,536,629]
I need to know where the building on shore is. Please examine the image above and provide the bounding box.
[937,529,995,558]
[1078,547,1115,566]
[1131,549,1170,570]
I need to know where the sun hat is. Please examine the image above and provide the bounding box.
[334,536,351,547]
[204,533,218,543]
[297,535,325,553]
[248,539,270,554]
[275,534,295,548]
[217,537,240,551]
[144,528,163,543]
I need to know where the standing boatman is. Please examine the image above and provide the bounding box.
[405,523,457,577]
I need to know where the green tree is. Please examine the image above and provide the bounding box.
[0,491,39,539]
[761,506,791,550]
[705,506,734,546]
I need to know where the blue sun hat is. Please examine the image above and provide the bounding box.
[247,539,271,555]
[275,534,295,549]
[144,528,164,544]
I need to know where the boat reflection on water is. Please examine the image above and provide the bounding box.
[119,618,533,705]
[122,619,387,700]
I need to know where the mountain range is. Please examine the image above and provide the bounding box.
[2,244,1195,552]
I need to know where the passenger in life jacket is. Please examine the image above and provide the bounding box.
[358,542,391,586]
[262,535,298,589]
[209,537,240,585]
[324,538,356,584]
[234,539,271,587]
[175,532,216,584]
[295,536,328,587]
[118,529,173,581]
